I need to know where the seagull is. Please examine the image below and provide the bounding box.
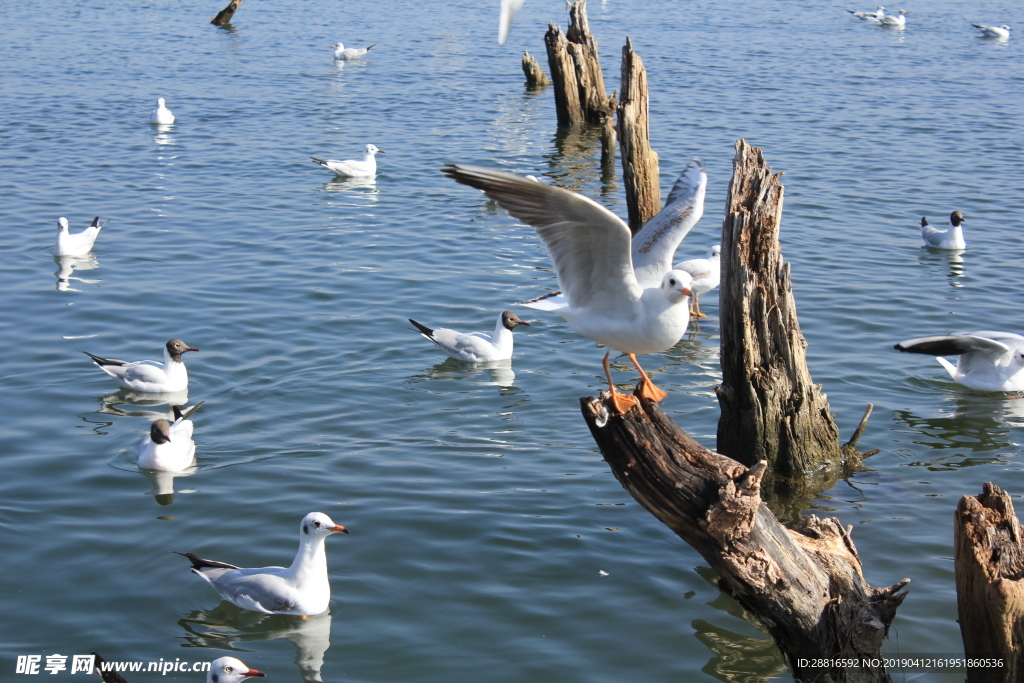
[331,42,376,60]
[895,332,1024,392]
[675,244,721,318]
[847,5,885,21]
[499,0,526,44]
[82,338,199,393]
[972,23,1011,39]
[442,164,694,413]
[150,98,175,124]
[311,144,384,177]
[879,9,907,27]
[138,402,204,471]
[174,512,350,616]
[54,216,107,257]
[517,159,706,315]
[920,211,966,250]
[409,311,530,362]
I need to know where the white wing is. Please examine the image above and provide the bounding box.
[895,333,1013,357]
[631,159,707,286]
[443,164,641,312]
[499,0,526,44]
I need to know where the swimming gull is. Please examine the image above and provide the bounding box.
[920,211,966,250]
[54,216,107,257]
[878,9,907,27]
[174,512,350,616]
[972,23,1011,39]
[331,42,376,60]
[442,163,693,413]
[82,338,199,393]
[409,311,530,362]
[895,331,1024,392]
[138,402,204,471]
[150,98,175,124]
[311,144,384,177]
[847,6,885,21]
[675,244,721,318]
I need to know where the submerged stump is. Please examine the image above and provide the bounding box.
[521,51,551,88]
[954,482,1024,682]
[210,0,242,26]
[543,0,610,126]
[617,38,659,233]
[715,140,844,475]
[580,392,909,682]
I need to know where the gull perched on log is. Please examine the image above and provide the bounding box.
[409,311,530,362]
[311,144,384,177]
[920,211,966,250]
[895,331,1024,392]
[675,244,721,318]
[442,164,693,413]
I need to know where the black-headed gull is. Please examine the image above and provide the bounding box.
[409,311,529,362]
[311,144,383,177]
[82,338,199,393]
[442,164,694,413]
[879,9,907,27]
[920,211,966,250]
[847,6,885,21]
[174,512,350,616]
[150,97,175,124]
[138,402,204,471]
[675,244,721,318]
[972,23,1011,39]
[54,216,107,257]
[331,41,376,60]
[517,159,706,315]
[895,332,1024,392]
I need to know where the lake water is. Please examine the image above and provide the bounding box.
[1,0,1022,680]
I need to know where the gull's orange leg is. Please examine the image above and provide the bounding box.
[628,353,668,403]
[690,293,707,318]
[602,351,637,414]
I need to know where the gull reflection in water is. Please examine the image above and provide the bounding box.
[54,254,101,291]
[152,123,175,146]
[95,388,190,418]
[139,465,197,506]
[427,357,517,388]
[179,605,332,682]
[322,176,378,199]
[893,391,1024,461]
[918,247,966,287]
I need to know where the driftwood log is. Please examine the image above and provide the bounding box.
[543,0,610,126]
[580,392,909,682]
[954,482,1023,682]
[210,0,241,26]
[715,140,845,475]
[616,38,660,233]
[521,52,551,88]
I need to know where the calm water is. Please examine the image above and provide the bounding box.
[1,0,1022,680]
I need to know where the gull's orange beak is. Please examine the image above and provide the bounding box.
[330,525,350,534]
[679,287,692,297]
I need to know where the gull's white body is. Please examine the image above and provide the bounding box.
[675,244,721,299]
[54,216,105,256]
[83,339,197,393]
[150,97,175,124]
[879,9,907,27]
[896,331,1024,392]
[177,512,349,616]
[848,6,885,21]
[972,23,1011,39]
[442,164,694,355]
[920,211,966,250]
[410,311,528,362]
[517,159,706,317]
[138,405,201,472]
[331,42,375,60]
[311,144,383,177]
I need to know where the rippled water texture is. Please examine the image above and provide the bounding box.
[1,0,1022,680]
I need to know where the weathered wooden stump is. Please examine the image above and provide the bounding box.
[543,0,610,126]
[521,51,551,88]
[617,38,660,233]
[210,0,242,26]
[580,392,909,682]
[716,140,847,475]
[600,93,617,173]
[954,482,1023,682]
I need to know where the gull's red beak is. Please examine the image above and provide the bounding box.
[330,525,350,534]
[241,669,266,678]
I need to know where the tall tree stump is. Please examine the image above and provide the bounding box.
[543,0,610,126]
[954,482,1023,682]
[210,0,242,26]
[715,140,842,474]
[617,38,660,233]
[580,393,909,682]
[521,52,551,88]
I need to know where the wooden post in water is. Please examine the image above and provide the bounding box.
[579,393,909,681]
[617,38,660,233]
[211,0,242,26]
[600,93,617,173]
[543,0,610,126]
[715,140,843,474]
[521,52,551,88]
[954,482,1024,682]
